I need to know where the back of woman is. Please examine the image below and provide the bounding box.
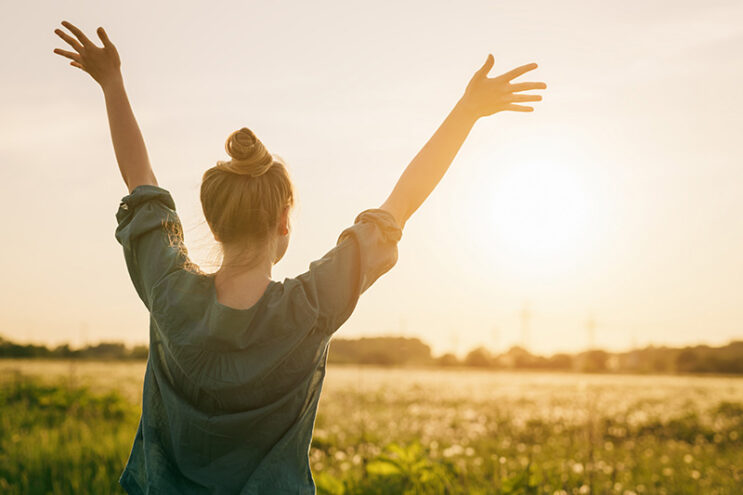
[54,19,545,494]
[116,184,400,493]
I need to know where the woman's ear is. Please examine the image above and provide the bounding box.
[278,206,290,236]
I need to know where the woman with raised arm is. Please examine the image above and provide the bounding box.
[54,21,545,495]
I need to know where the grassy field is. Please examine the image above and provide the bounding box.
[1,359,741,494]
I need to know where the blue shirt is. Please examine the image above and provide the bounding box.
[114,185,402,494]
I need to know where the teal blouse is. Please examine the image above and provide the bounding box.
[114,185,402,494]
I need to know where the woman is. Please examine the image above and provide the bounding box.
[53,20,545,494]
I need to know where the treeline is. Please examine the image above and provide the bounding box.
[2,334,742,374]
[448,342,743,374]
[0,337,147,360]
[333,339,743,374]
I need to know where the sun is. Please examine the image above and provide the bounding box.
[487,159,593,268]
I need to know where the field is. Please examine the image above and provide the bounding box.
[1,360,741,494]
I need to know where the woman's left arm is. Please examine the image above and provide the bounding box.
[54,21,157,193]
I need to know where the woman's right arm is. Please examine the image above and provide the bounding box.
[54,21,157,194]
[380,54,547,230]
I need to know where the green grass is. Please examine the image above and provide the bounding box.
[0,364,741,494]
[0,375,138,494]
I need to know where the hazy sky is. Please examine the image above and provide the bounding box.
[2,0,742,356]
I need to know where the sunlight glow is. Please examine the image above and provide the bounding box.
[488,160,593,267]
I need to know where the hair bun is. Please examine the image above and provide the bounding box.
[219,127,274,177]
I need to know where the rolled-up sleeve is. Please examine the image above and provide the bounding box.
[294,208,403,335]
[115,185,193,310]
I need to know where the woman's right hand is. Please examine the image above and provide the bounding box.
[459,54,546,119]
[53,21,122,90]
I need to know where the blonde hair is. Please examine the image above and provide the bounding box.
[200,127,294,267]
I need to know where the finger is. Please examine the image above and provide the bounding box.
[61,21,94,47]
[70,61,86,71]
[53,48,81,62]
[97,27,113,48]
[504,103,534,112]
[498,63,538,81]
[509,94,542,103]
[55,29,84,52]
[474,53,494,78]
[510,82,547,92]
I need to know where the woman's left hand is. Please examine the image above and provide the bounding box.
[53,21,121,89]
[459,54,547,119]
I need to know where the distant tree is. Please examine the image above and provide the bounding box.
[436,353,460,367]
[464,347,493,367]
[502,345,536,368]
[548,353,572,370]
[81,342,127,359]
[52,344,76,358]
[676,348,699,372]
[129,345,149,360]
[581,350,608,372]
[328,337,432,366]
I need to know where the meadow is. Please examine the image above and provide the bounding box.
[1,359,741,494]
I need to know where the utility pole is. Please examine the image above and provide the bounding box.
[520,303,531,351]
[450,329,459,358]
[80,321,89,349]
[586,313,596,350]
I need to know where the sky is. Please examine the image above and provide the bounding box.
[1,0,742,357]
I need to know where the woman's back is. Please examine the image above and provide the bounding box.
[115,185,402,494]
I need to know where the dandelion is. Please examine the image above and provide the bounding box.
[683,454,693,464]
[442,444,463,458]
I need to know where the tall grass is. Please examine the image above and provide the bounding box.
[0,363,741,494]
[0,372,138,494]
